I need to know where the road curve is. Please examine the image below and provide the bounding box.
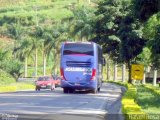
[0,83,125,120]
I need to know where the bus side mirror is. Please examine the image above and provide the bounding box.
[102,57,106,66]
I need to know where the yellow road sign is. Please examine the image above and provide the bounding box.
[131,64,144,80]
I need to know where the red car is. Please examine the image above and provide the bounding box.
[35,76,55,91]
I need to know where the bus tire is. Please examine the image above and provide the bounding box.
[92,89,97,94]
[63,88,68,93]
[69,89,74,93]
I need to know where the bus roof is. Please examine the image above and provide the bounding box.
[64,41,94,44]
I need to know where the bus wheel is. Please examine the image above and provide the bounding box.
[63,88,68,93]
[69,89,74,93]
[92,89,97,94]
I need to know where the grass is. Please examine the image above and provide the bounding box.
[9,82,35,90]
[0,0,77,21]
[136,85,160,114]
[0,82,35,93]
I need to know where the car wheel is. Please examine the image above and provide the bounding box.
[36,86,40,91]
[98,87,100,92]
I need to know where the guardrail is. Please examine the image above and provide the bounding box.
[17,78,37,82]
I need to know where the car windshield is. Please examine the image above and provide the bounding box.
[38,77,50,81]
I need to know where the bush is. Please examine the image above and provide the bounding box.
[108,81,147,120]
[144,85,160,96]
[0,69,16,85]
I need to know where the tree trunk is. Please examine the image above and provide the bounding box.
[35,48,38,77]
[107,60,110,80]
[122,63,126,82]
[24,57,28,78]
[43,51,46,76]
[153,69,157,86]
[114,62,117,81]
[127,61,132,83]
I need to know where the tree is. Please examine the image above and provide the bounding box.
[118,16,146,83]
[50,23,70,75]
[29,26,43,77]
[93,0,131,61]
[93,0,146,83]
[14,37,33,77]
[133,0,160,22]
[147,25,160,69]
[70,6,95,41]
[42,28,56,76]
[0,48,22,81]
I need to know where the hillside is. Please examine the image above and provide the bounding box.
[0,0,93,77]
[0,0,90,48]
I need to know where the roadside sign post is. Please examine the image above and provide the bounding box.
[131,64,144,84]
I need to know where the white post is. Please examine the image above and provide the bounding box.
[107,60,110,80]
[43,53,46,76]
[88,0,91,4]
[35,48,38,77]
[24,57,28,78]
[122,64,126,82]
[114,62,117,82]
[142,72,146,85]
[153,69,157,86]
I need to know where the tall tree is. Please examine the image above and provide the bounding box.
[93,0,146,83]
[70,6,95,41]
[14,37,33,77]
[133,0,160,22]
[29,26,43,77]
[118,16,146,83]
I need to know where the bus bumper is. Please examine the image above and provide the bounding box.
[61,80,97,90]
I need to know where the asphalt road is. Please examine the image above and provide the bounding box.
[0,83,125,120]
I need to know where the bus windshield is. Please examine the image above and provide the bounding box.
[63,43,94,56]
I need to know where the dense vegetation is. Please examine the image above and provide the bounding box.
[0,0,91,82]
[137,85,160,114]
[0,0,160,84]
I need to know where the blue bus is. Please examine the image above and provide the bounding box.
[60,42,105,93]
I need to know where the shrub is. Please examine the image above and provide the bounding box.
[144,85,160,96]
[108,81,147,120]
[0,69,16,84]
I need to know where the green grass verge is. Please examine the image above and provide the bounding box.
[108,81,147,120]
[0,82,35,93]
[10,82,35,91]
[137,85,160,114]
[0,86,16,92]
[0,69,16,85]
